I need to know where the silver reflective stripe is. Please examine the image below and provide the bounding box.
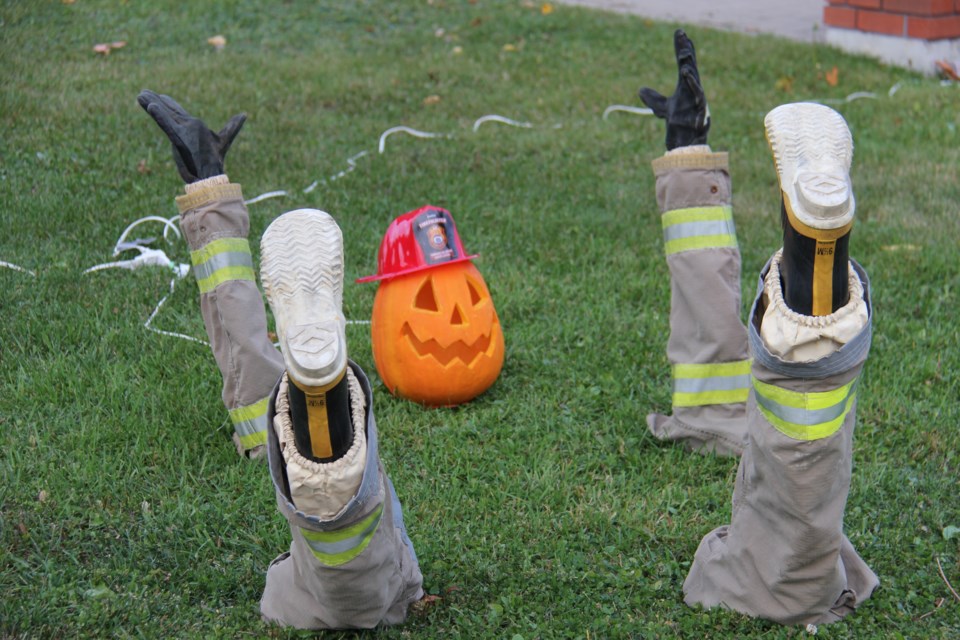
[663,218,737,243]
[192,249,253,283]
[303,517,380,556]
[674,373,752,394]
[754,387,853,426]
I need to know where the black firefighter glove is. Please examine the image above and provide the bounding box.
[137,90,246,183]
[639,29,710,151]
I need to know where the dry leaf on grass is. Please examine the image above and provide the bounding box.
[207,34,226,50]
[775,75,794,93]
[93,41,126,55]
[825,66,839,87]
[423,94,441,105]
[541,2,554,14]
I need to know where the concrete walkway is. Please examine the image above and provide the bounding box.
[556,0,826,42]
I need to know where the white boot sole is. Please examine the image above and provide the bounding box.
[764,102,855,231]
[260,209,347,388]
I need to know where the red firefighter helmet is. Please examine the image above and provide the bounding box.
[356,205,478,283]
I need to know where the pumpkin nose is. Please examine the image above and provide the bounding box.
[450,304,466,325]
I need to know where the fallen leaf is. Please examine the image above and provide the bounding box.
[207,34,226,50]
[936,59,960,81]
[93,41,126,55]
[502,43,516,52]
[409,594,442,616]
[541,2,554,14]
[825,65,839,87]
[136,159,150,175]
[452,46,463,55]
[774,75,794,93]
[423,94,441,105]
[38,490,48,503]
[18,522,28,535]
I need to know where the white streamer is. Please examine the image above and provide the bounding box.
[472,114,533,132]
[378,126,450,154]
[602,105,654,120]
[113,215,181,256]
[145,275,209,346]
[0,260,36,277]
[244,190,288,205]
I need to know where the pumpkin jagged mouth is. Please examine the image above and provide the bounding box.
[400,322,495,366]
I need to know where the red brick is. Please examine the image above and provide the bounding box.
[849,0,881,8]
[956,0,960,13]
[825,6,858,28]
[883,0,953,15]
[908,15,960,38]
[857,9,906,34]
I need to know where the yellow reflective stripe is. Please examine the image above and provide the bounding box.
[664,234,738,255]
[752,377,858,441]
[673,360,752,379]
[673,389,750,407]
[228,397,269,449]
[196,265,256,293]
[190,237,251,266]
[190,238,256,293]
[662,206,737,255]
[237,429,267,449]
[300,504,383,567]
[672,360,752,407]
[661,206,733,226]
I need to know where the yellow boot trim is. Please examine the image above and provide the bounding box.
[290,369,346,460]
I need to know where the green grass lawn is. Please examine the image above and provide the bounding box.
[2,0,959,637]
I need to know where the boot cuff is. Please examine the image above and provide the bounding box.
[653,149,728,175]
[759,249,869,363]
[175,175,243,214]
[274,369,367,520]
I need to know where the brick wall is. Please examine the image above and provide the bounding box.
[825,0,960,40]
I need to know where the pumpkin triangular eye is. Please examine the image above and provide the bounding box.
[466,277,484,306]
[414,277,438,311]
[450,305,464,325]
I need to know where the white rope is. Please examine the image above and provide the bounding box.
[602,105,654,120]
[378,126,450,154]
[244,190,288,205]
[144,275,209,346]
[0,260,36,277]
[472,114,533,132]
[113,215,181,256]
[304,150,370,193]
[823,91,877,105]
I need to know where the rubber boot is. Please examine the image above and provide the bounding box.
[765,103,854,316]
[260,209,353,463]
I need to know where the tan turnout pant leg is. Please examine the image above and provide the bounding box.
[682,257,878,625]
[175,176,285,456]
[647,149,751,457]
[261,362,424,629]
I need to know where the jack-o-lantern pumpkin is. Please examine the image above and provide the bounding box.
[358,206,504,406]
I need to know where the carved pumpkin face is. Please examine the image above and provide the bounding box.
[371,261,504,406]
